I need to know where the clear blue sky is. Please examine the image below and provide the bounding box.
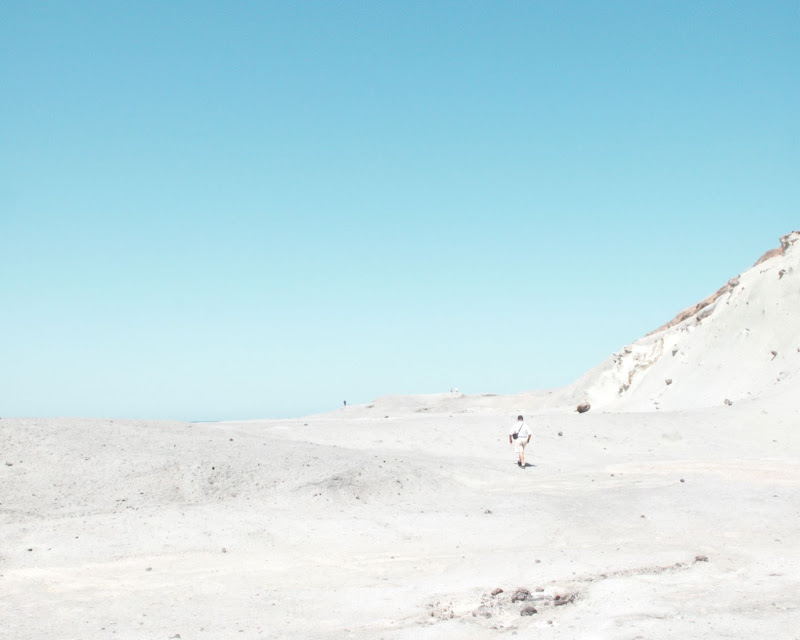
[2,1,797,420]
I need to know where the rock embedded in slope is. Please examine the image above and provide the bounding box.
[554,594,576,606]
[576,403,591,413]
[511,588,530,602]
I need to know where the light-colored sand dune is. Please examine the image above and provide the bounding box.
[2,233,799,639]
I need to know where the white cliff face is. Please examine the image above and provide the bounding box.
[565,231,800,412]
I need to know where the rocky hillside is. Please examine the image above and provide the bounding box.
[561,231,800,412]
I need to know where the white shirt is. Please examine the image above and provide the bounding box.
[510,421,531,438]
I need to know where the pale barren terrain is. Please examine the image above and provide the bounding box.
[2,233,798,639]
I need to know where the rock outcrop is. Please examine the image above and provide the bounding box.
[558,232,800,412]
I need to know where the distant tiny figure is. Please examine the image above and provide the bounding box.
[509,415,532,468]
[343,400,347,407]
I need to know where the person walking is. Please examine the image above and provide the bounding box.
[509,415,532,468]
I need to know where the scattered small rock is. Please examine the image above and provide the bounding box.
[557,431,563,437]
[680,479,685,483]
[770,350,778,359]
[724,399,733,406]
[145,567,152,572]
[665,378,672,385]
[484,510,493,515]
[640,514,646,518]
[535,587,545,593]
[520,606,537,616]
[554,594,575,606]
[672,349,678,356]
[221,548,227,553]
[27,548,33,552]
[4,462,12,466]
[535,559,541,563]
[511,588,530,603]
[576,403,591,414]
[491,588,503,596]
[694,555,709,563]
[778,269,787,279]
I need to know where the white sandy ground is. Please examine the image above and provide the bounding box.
[1,232,799,640]
[2,401,799,640]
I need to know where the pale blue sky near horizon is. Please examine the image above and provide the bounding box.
[1,1,798,420]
